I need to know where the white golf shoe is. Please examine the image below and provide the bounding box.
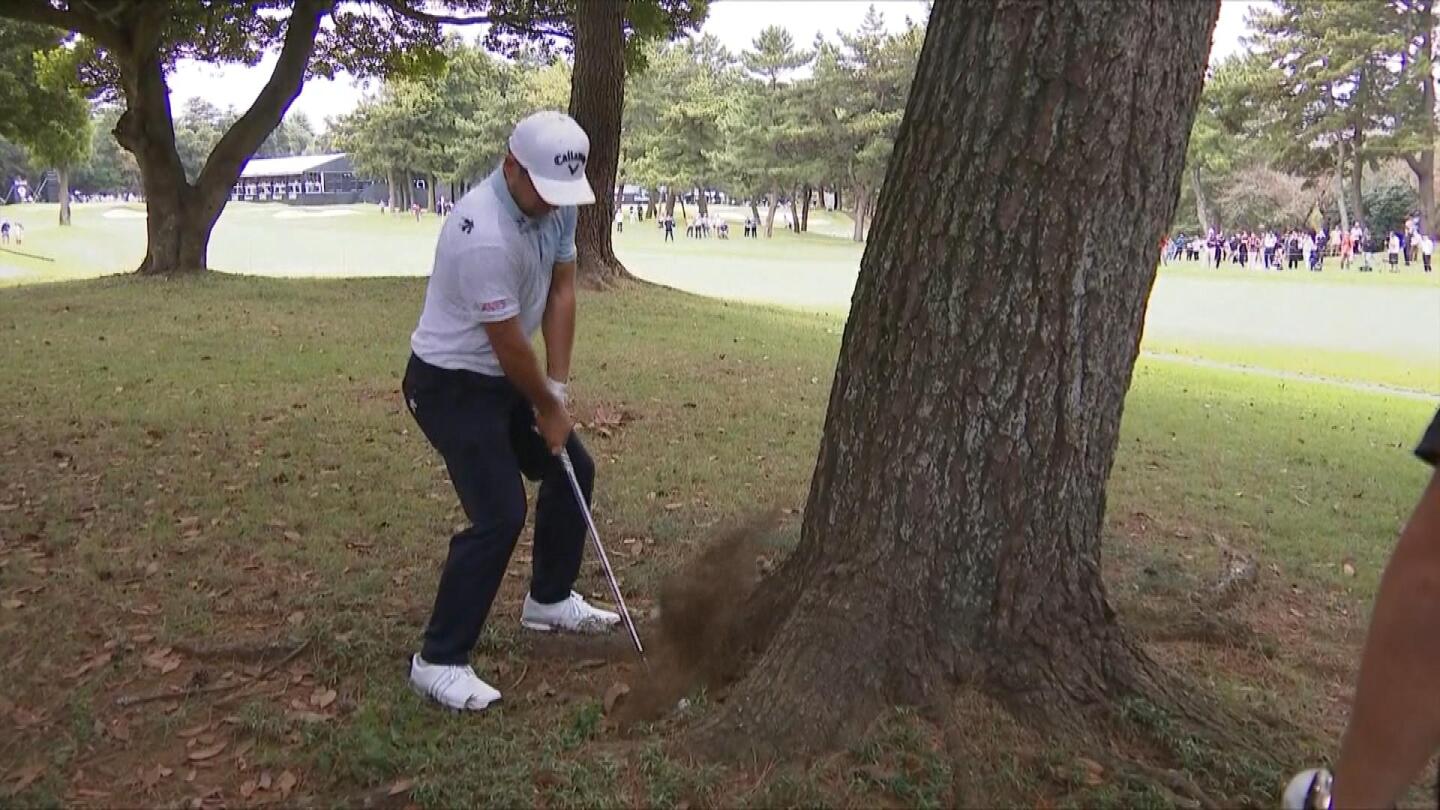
[408,654,501,712]
[521,591,620,634]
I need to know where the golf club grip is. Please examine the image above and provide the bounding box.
[559,450,645,657]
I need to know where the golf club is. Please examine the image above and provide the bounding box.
[559,448,645,660]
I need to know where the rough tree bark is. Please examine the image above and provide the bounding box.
[763,185,779,237]
[800,183,811,231]
[697,185,709,216]
[388,169,399,211]
[567,0,632,288]
[664,188,676,217]
[702,0,1218,753]
[56,166,70,226]
[787,185,800,232]
[646,187,658,219]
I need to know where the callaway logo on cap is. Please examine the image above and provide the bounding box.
[508,111,596,207]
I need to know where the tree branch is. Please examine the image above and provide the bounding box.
[194,0,332,203]
[0,0,123,48]
[372,0,491,26]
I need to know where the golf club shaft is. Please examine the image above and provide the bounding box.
[559,449,645,658]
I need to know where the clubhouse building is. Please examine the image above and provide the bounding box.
[232,153,369,205]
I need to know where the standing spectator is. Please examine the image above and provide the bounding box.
[1287,231,1302,270]
[11,222,22,245]
[1263,230,1278,269]
[1388,231,1402,272]
[0,218,9,245]
[1211,230,1224,269]
[1237,232,1249,267]
[1421,232,1434,273]
[663,214,675,242]
[1340,226,1354,270]
[1314,228,1328,271]
[1301,231,1314,271]
[614,206,623,233]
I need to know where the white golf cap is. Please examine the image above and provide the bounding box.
[508,111,596,207]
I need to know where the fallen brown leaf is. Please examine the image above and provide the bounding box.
[69,652,112,679]
[575,658,606,669]
[1,599,23,610]
[283,530,301,542]
[239,780,258,799]
[276,770,298,798]
[258,772,272,790]
[176,723,210,739]
[310,688,336,709]
[388,779,415,796]
[186,740,228,761]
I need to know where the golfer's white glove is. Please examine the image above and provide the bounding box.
[546,377,568,408]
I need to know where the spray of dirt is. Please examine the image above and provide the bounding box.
[612,510,781,726]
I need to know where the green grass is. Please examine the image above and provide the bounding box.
[0,271,1434,806]
[1,200,1438,805]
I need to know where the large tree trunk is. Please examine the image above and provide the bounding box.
[57,166,71,226]
[388,169,399,210]
[697,186,709,216]
[109,0,326,275]
[833,184,841,211]
[703,0,1218,753]
[664,188,676,217]
[800,183,812,231]
[568,0,632,289]
[427,174,437,213]
[763,185,779,237]
[1191,164,1211,233]
[646,187,658,219]
[788,186,800,232]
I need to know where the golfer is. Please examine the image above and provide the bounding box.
[402,111,618,712]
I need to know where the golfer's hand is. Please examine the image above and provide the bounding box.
[536,397,573,455]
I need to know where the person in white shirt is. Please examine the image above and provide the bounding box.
[1422,233,1434,273]
[402,111,620,713]
[1388,231,1402,272]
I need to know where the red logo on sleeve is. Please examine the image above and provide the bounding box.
[480,299,510,313]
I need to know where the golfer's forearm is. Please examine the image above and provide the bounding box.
[543,262,576,383]
[1334,472,1440,808]
[488,323,560,412]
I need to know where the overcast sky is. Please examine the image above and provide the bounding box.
[164,0,1264,132]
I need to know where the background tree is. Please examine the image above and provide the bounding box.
[703,0,1218,753]
[257,112,318,158]
[71,105,141,196]
[723,26,812,237]
[806,8,923,241]
[1245,0,1412,229]
[0,20,89,225]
